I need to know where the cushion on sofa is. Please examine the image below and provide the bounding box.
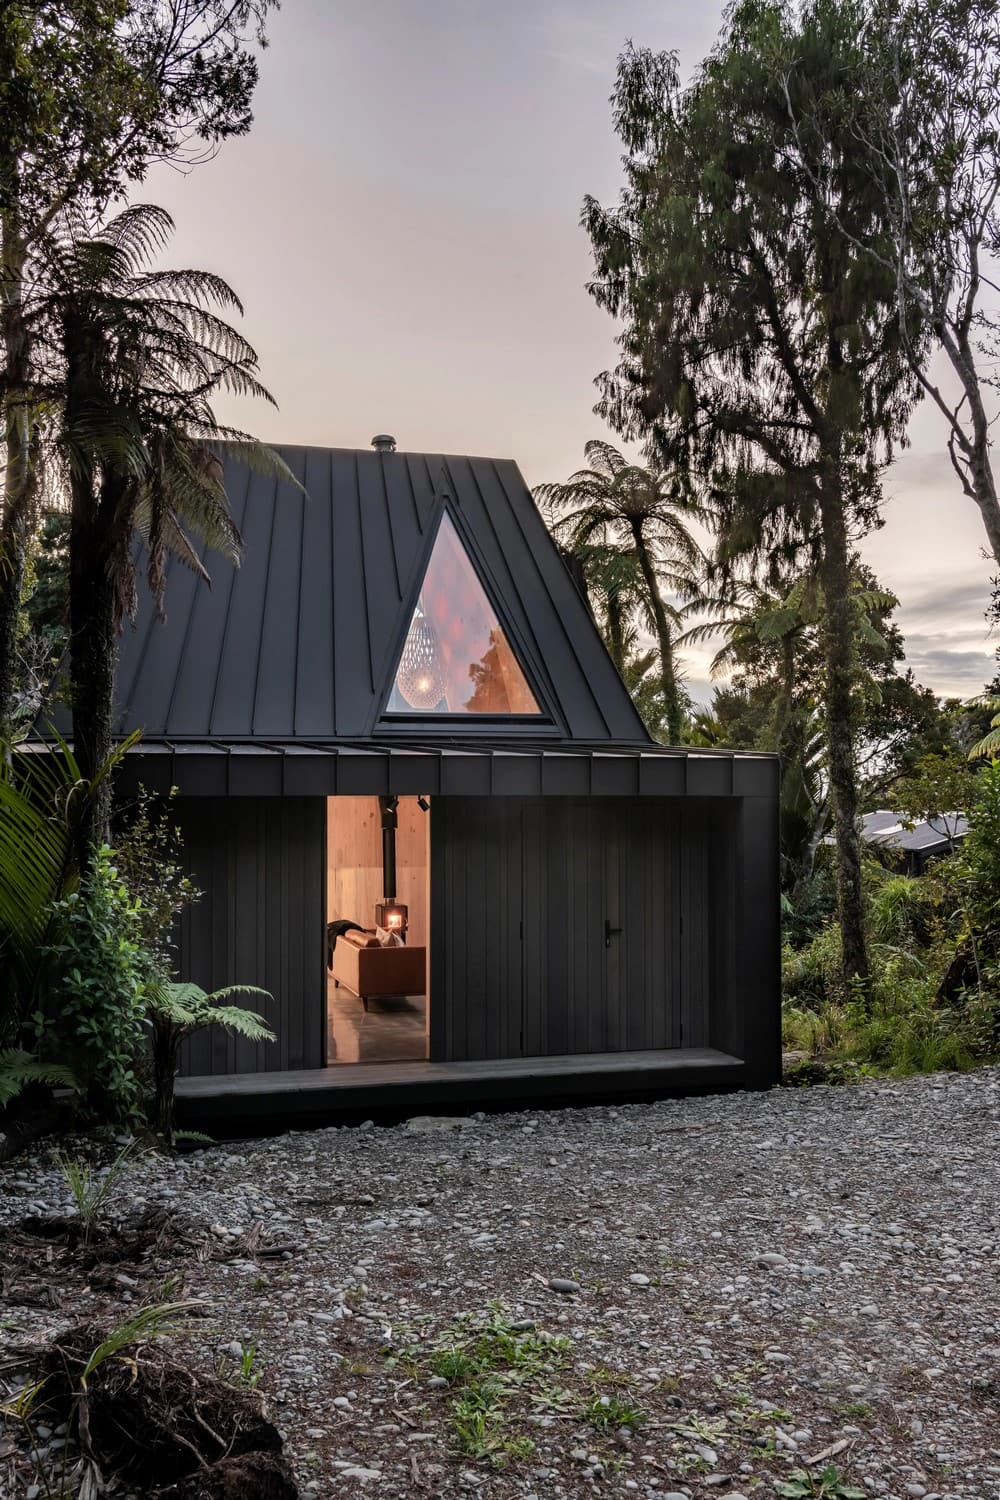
[339,927,380,950]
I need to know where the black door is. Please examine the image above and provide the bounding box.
[522,798,686,1056]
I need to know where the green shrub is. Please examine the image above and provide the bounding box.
[782,866,837,949]
[113,788,200,967]
[867,873,935,949]
[782,1000,848,1055]
[41,847,149,1124]
[955,759,1000,977]
[782,838,998,1077]
[781,923,843,1008]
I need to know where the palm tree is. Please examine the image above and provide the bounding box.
[556,536,646,675]
[36,204,287,853]
[681,575,809,759]
[536,440,703,744]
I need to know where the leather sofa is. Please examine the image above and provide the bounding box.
[329,928,426,1008]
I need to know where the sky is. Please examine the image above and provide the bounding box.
[147,0,999,705]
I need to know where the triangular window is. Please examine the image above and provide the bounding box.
[387,512,541,715]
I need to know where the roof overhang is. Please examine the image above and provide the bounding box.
[76,739,780,800]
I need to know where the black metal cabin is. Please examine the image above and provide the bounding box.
[99,441,780,1120]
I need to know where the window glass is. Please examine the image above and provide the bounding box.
[387,513,541,715]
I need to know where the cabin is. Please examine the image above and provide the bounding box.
[97,438,780,1124]
[861,810,968,876]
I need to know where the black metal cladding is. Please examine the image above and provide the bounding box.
[174,797,326,1075]
[431,797,739,1064]
[91,444,652,745]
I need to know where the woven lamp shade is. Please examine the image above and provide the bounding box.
[395,614,445,710]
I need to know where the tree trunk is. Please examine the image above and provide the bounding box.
[0,429,30,737]
[605,591,627,673]
[968,444,1000,566]
[151,1017,181,1145]
[68,467,119,859]
[0,223,34,738]
[630,521,681,743]
[772,631,797,756]
[935,314,1000,567]
[818,471,870,996]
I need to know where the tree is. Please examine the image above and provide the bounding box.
[37,204,281,852]
[536,439,703,743]
[583,4,920,993]
[891,751,976,847]
[816,0,1000,565]
[969,699,1000,760]
[557,538,646,675]
[682,573,817,760]
[0,0,277,735]
[145,980,273,1144]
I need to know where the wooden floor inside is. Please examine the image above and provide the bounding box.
[175,1047,745,1123]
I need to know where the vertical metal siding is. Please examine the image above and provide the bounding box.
[435,797,732,1064]
[431,800,523,1061]
[177,798,326,1076]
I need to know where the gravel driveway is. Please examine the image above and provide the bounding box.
[2,1070,999,1500]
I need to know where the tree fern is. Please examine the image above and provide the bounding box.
[0,732,138,1037]
[535,439,704,742]
[969,698,1000,761]
[144,978,275,1143]
[0,1050,77,1110]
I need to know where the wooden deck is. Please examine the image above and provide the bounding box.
[174,1047,745,1126]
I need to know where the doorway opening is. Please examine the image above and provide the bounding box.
[326,796,430,1064]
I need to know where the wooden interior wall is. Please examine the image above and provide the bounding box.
[176,797,326,1076]
[327,796,429,946]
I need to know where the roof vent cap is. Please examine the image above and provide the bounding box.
[371,433,396,453]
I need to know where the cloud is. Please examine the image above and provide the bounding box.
[899,637,995,696]
[899,578,994,625]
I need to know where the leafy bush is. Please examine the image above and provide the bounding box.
[781,924,843,1008]
[782,865,837,949]
[41,847,149,1124]
[0,738,130,1045]
[954,758,1000,982]
[113,788,200,967]
[782,812,998,1078]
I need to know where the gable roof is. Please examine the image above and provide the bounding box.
[861,809,968,855]
[99,444,651,747]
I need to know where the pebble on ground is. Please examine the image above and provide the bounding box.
[1,1070,998,1498]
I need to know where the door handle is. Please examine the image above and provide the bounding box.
[605,918,622,948]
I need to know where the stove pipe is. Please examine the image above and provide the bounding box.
[378,795,398,900]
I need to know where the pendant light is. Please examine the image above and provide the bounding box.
[395,606,445,710]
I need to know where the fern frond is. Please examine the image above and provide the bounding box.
[0,1050,78,1109]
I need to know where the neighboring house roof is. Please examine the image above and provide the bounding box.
[861,810,969,856]
[55,444,655,748]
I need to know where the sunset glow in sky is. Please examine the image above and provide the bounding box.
[148,0,998,704]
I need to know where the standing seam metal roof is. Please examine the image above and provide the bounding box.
[97,445,652,747]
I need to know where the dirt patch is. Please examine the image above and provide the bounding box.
[0,1207,202,1310]
[38,1323,297,1498]
[160,1451,299,1499]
